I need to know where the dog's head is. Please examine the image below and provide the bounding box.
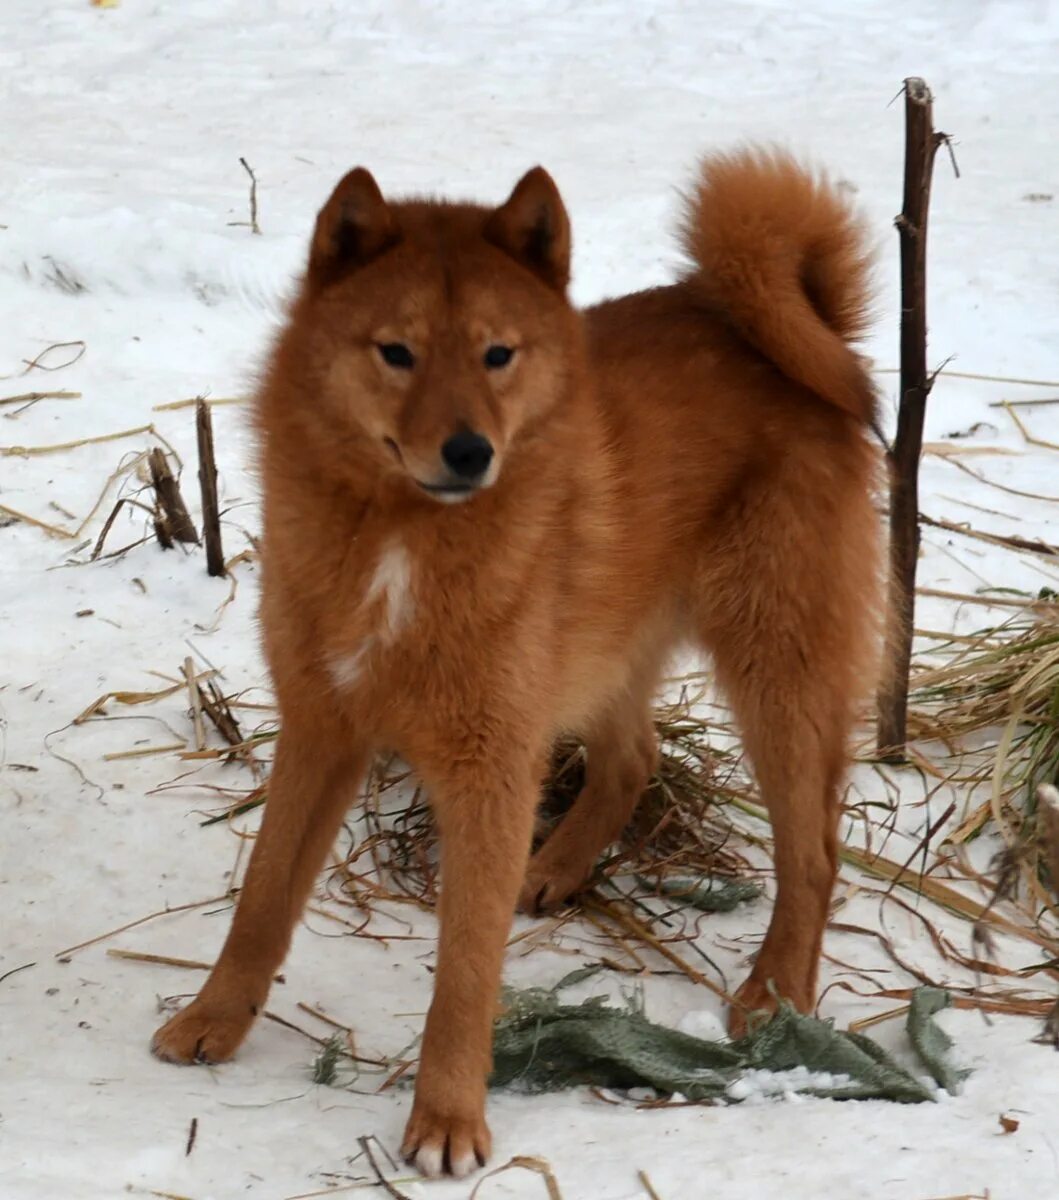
[287,166,578,504]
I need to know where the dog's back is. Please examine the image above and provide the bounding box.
[579,149,881,673]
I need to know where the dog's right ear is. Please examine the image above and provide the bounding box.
[308,167,399,287]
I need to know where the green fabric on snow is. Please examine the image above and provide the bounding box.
[906,986,971,1094]
[489,972,965,1104]
[636,874,764,912]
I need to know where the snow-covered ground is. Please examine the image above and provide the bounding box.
[2,2,1059,1198]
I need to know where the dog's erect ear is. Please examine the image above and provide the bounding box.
[485,167,570,291]
[308,167,399,287]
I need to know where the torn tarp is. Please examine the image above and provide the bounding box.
[489,973,966,1104]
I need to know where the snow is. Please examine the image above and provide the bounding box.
[676,1009,729,1043]
[725,1069,857,1104]
[2,2,1059,1198]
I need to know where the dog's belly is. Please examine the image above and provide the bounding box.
[550,598,687,736]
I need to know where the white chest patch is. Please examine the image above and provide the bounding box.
[364,538,414,640]
[327,539,414,692]
[327,638,373,690]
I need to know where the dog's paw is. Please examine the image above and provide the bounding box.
[517,859,588,915]
[729,972,807,1038]
[400,1100,491,1179]
[151,997,253,1065]
[728,977,775,1039]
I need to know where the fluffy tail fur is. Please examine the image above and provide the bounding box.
[682,148,876,423]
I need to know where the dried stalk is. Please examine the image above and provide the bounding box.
[878,77,948,759]
[148,447,198,547]
[196,399,225,576]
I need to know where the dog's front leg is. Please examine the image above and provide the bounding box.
[400,751,540,1179]
[152,711,366,1065]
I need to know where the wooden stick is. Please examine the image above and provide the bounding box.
[107,949,214,972]
[988,396,1059,409]
[196,399,226,576]
[152,395,242,413]
[227,157,262,235]
[107,947,284,982]
[0,501,74,538]
[103,742,187,761]
[91,497,128,559]
[915,586,1042,610]
[0,389,81,407]
[0,424,153,457]
[148,447,199,546]
[469,1157,563,1200]
[877,77,947,760]
[20,339,85,373]
[184,656,207,752]
[873,366,1059,389]
[638,1171,664,1200]
[357,1136,413,1200]
[581,894,736,1007]
[1002,399,1059,453]
[55,893,232,958]
[198,678,243,748]
[1037,785,1059,901]
[921,512,1058,559]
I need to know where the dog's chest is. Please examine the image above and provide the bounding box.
[315,519,556,733]
[324,536,417,691]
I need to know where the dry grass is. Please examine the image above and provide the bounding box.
[908,604,1059,903]
[469,1156,564,1200]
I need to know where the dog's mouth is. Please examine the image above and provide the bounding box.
[417,481,479,504]
[389,440,493,505]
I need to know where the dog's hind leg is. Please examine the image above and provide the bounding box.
[696,475,877,1036]
[716,661,847,1036]
[517,676,659,914]
[151,710,366,1065]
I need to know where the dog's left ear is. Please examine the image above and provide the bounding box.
[485,167,570,291]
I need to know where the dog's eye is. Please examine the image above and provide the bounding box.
[483,345,515,369]
[377,342,415,369]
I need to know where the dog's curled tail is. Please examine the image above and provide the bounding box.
[682,148,876,423]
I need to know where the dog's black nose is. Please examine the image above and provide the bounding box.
[441,430,494,480]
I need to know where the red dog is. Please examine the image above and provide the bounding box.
[152,149,881,1178]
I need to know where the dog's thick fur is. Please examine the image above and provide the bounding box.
[152,150,881,1178]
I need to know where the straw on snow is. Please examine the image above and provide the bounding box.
[909,605,1059,897]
